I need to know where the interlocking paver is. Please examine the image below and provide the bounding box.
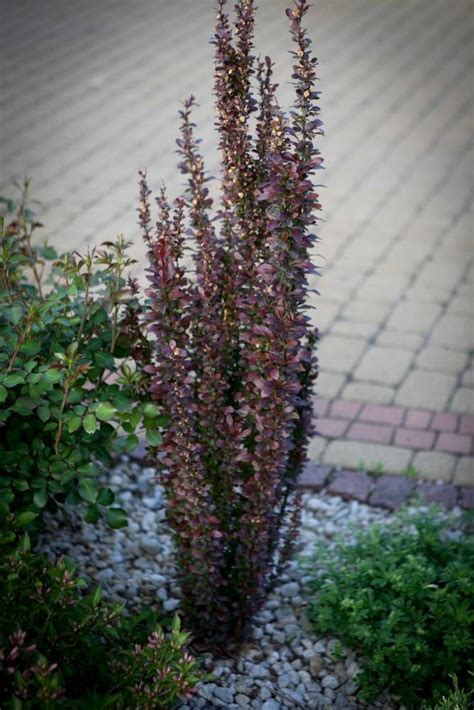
[359,403,404,426]
[396,370,457,410]
[404,409,432,429]
[395,428,435,450]
[323,441,412,474]
[317,418,349,439]
[327,470,373,502]
[354,346,413,386]
[347,422,393,444]
[330,400,363,420]
[431,413,458,432]
[435,432,471,456]
[416,482,457,508]
[450,388,474,414]
[411,451,456,483]
[453,457,474,486]
[416,347,468,374]
[3,0,473,484]
[370,475,415,510]
[342,382,395,404]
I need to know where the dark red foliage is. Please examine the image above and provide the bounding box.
[142,0,323,644]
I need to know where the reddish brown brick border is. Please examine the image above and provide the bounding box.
[296,463,473,511]
[314,397,474,455]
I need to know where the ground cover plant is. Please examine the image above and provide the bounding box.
[307,510,474,707]
[142,0,323,644]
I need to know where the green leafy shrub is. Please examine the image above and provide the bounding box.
[0,184,166,549]
[0,538,202,708]
[307,511,474,707]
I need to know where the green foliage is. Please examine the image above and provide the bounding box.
[0,183,164,549]
[427,675,473,710]
[307,511,474,707]
[0,542,202,707]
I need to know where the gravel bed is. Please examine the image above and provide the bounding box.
[37,458,458,709]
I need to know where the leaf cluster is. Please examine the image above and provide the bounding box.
[307,511,474,707]
[0,186,166,548]
[0,539,202,708]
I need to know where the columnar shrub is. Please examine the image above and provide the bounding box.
[142,0,323,642]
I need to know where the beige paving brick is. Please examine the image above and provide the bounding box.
[307,435,328,462]
[343,381,395,404]
[341,299,391,323]
[386,301,442,334]
[311,301,340,332]
[430,315,474,351]
[376,329,424,351]
[416,346,468,374]
[412,451,456,483]
[396,370,457,410]
[462,369,474,387]
[453,457,474,486]
[449,388,474,414]
[330,320,378,340]
[318,335,367,373]
[354,346,413,385]
[449,296,474,316]
[323,440,412,475]
[317,371,346,399]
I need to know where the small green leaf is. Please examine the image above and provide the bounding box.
[59,469,76,486]
[84,505,100,524]
[18,532,31,553]
[96,402,116,421]
[20,340,41,356]
[146,429,163,447]
[68,416,82,433]
[143,403,161,418]
[15,511,39,527]
[11,396,36,415]
[44,369,63,384]
[97,487,115,506]
[5,306,23,324]
[3,374,25,388]
[37,406,51,422]
[88,585,102,606]
[78,478,99,504]
[83,414,97,434]
[33,490,48,508]
[0,385,7,403]
[106,507,128,529]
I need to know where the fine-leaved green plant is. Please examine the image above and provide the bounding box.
[307,510,474,707]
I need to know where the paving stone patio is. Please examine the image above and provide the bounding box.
[1,0,472,486]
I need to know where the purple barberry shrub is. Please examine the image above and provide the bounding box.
[141,0,323,643]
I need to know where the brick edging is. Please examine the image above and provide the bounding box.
[315,397,474,455]
[296,463,473,511]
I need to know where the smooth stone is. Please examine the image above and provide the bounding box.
[214,686,234,704]
[322,674,339,690]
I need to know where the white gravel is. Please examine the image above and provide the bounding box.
[37,458,457,709]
